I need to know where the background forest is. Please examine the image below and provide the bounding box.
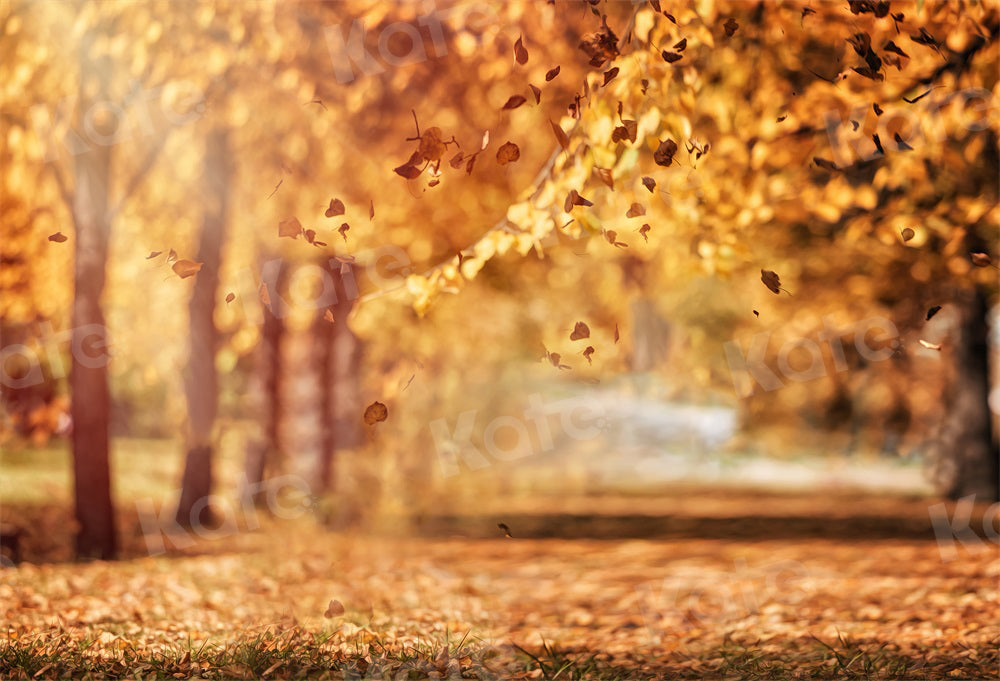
[1,0,998,678]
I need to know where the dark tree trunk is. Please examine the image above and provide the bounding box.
[70,35,117,560]
[242,258,287,505]
[175,128,231,527]
[935,289,998,501]
[314,261,362,493]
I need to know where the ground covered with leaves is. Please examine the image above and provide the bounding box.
[2,492,998,679]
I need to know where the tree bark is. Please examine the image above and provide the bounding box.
[175,128,231,527]
[70,34,117,560]
[242,258,286,505]
[934,289,998,501]
[314,261,362,493]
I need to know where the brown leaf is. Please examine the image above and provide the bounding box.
[673,38,687,51]
[369,200,375,221]
[418,127,446,163]
[225,292,235,303]
[761,269,784,295]
[394,163,422,179]
[324,600,345,618]
[325,199,345,218]
[926,305,941,321]
[564,189,593,213]
[514,35,528,65]
[814,157,840,172]
[583,346,595,364]
[529,84,541,104]
[639,223,651,242]
[873,103,883,116]
[496,141,520,165]
[545,66,560,81]
[642,177,656,193]
[47,232,68,243]
[338,223,350,242]
[146,251,162,259]
[497,522,513,538]
[364,401,388,425]
[723,18,739,37]
[570,321,590,341]
[970,252,993,267]
[614,324,620,343]
[661,50,682,63]
[167,248,178,263]
[626,203,646,218]
[603,67,620,85]
[502,95,527,110]
[900,227,915,242]
[594,167,614,189]
[279,217,303,239]
[578,22,619,67]
[449,151,465,169]
[612,120,637,143]
[549,119,569,150]
[654,139,678,166]
[323,309,335,323]
[172,259,203,279]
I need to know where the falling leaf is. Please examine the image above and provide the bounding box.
[777,114,788,122]
[323,309,335,323]
[654,139,678,167]
[761,269,786,295]
[570,321,590,341]
[496,141,520,165]
[673,38,687,51]
[394,162,422,179]
[47,232,67,243]
[172,260,203,279]
[926,305,941,320]
[583,346,595,364]
[642,177,656,193]
[614,324,620,343]
[873,103,883,116]
[970,252,993,267]
[364,401,388,425]
[626,203,646,218]
[814,157,840,172]
[325,199,345,218]
[449,151,465,169]
[604,230,628,248]
[324,600,345,618]
[502,95,527,110]
[338,223,350,242]
[279,217,303,239]
[638,224,651,242]
[225,292,235,304]
[894,133,913,151]
[549,119,569,150]
[612,120,637,143]
[578,21,620,67]
[546,351,571,370]
[872,134,885,155]
[497,522,513,538]
[919,339,941,351]
[545,66,560,81]
[594,167,614,189]
[885,40,910,58]
[723,18,739,36]
[418,127,447,163]
[369,200,375,221]
[661,50,682,63]
[603,67,619,85]
[564,189,593,212]
[167,249,178,263]
[753,309,760,317]
[529,84,541,104]
[901,228,915,242]
[146,251,162,259]
[903,88,937,104]
[514,35,528,65]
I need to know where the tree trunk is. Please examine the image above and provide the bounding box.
[70,35,117,560]
[934,289,998,501]
[242,258,286,505]
[175,128,231,527]
[314,261,362,492]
